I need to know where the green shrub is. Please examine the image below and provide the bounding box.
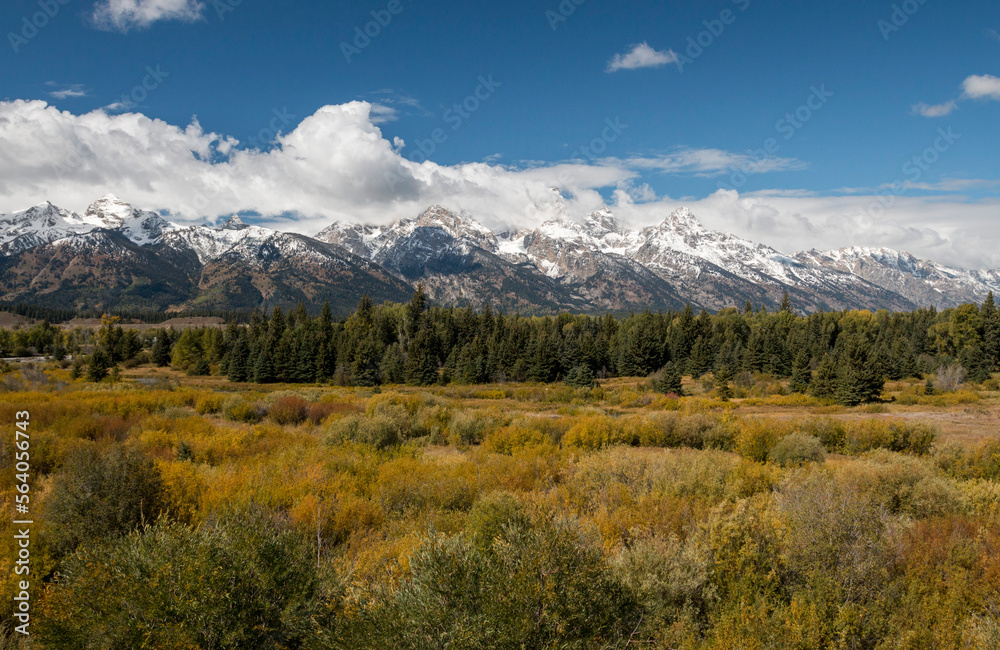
[37,507,337,648]
[348,521,640,648]
[222,396,267,423]
[465,492,531,550]
[327,414,406,450]
[768,434,825,467]
[45,445,165,557]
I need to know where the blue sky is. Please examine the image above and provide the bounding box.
[1,0,999,267]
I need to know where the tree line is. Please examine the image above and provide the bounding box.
[130,288,1000,405]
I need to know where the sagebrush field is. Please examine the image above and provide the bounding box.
[1,360,999,648]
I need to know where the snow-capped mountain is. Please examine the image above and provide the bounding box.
[796,247,1000,309]
[2,195,997,314]
[0,196,410,312]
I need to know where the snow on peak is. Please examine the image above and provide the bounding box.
[585,207,620,237]
[222,215,250,231]
[661,207,705,233]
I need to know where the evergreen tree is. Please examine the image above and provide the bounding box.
[960,345,992,384]
[652,362,683,396]
[252,349,276,384]
[227,336,252,383]
[564,365,597,389]
[780,292,793,313]
[810,355,838,399]
[87,350,111,383]
[924,377,935,395]
[379,343,406,384]
[352,336,383,387]
[687,337,713,379]
[714,368,733,402]
[835,338,884,406]
[789,351,812,394]
[982,292,1000,371]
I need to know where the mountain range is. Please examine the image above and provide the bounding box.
[1,193,996,315]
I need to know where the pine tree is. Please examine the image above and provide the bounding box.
[780,292,793,313]
[715,368,733,402]
[789,351,811,394]
[564,365,597,389]
[810,354,838,399]
[924,377,935,396]
[227,335,251,382]
[87,349,111,383]
[652,362,683,396]
[352,336,383,387]
[983,292,1000,371]
[835,338,884,406]
[252,349,276,384]
[687,337,713,379]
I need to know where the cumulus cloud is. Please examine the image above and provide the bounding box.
[0,99,997,269]
[606,43,678,72]
[962,74,1000,100]
[92,0,205,32]
[911,101,957,118]
[915,74,1000,117]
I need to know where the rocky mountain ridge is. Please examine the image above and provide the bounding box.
[2,195,997,314]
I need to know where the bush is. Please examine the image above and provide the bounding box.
[796,417,846,451]
[465,492,531,550]
[222,396,267,423]
[37,507,336,648]
[194,395,224,415]
[734,418,786,463]
[844,418,937,456]
[270,395,308,425]
[563,415,636,451]
[45,445,165,557]
[483,424,551,455]
[327,413,406,450]
[450,410,505,446]
[768,434,825,467]
[349,521,640,648]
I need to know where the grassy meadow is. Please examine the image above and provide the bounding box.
[1,359,999,648]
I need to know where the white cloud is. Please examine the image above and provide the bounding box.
[368,104,398,124]
[621,148,807,176]
[911,101,957,118]
[606,43,678,73]
[962,74,1000,100]
[987,29,1000,42]
[0,99,997,270]
[46,84,88,100]
[92,0,205,32]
